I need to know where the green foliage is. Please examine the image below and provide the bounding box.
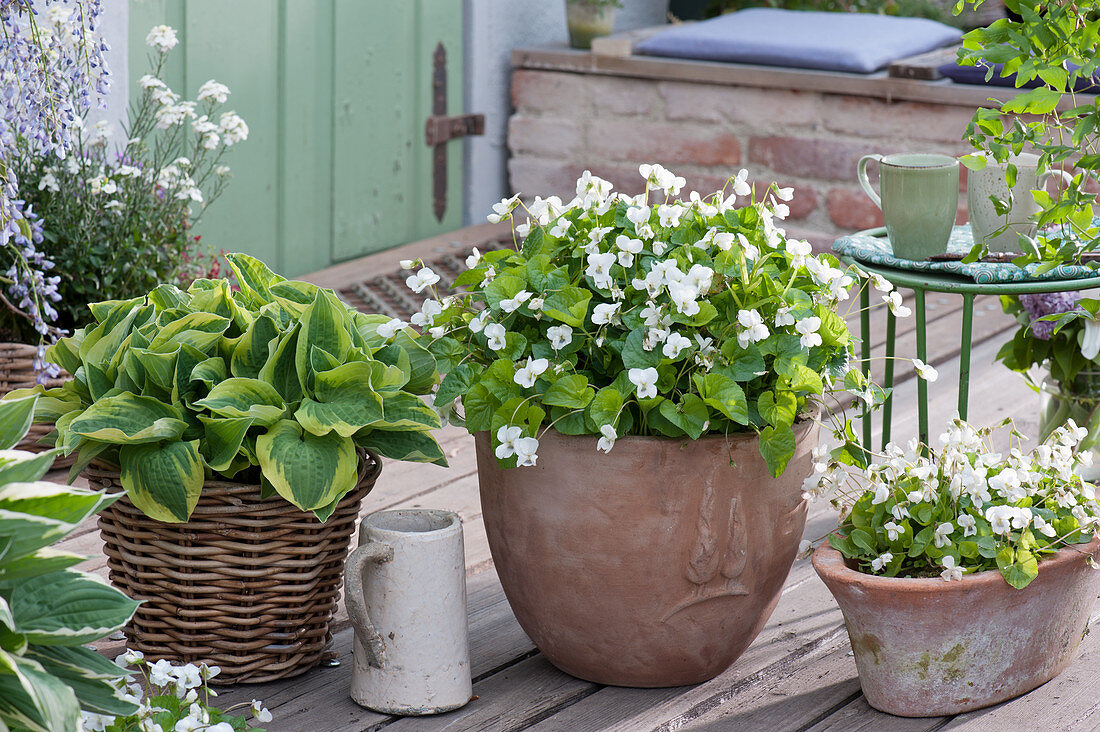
[423,167,868,476]
[0,396,140,732]
[813,417,1100,588]
[10,254,445,523]
[957,1,1100,268]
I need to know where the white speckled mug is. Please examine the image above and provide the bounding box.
[345,509,471,715]
[968,153,1074,253]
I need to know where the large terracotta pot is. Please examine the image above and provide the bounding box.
[475,419,819,687]
[813,536,1100,717]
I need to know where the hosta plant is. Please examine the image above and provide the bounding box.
[412,165,894,476]
[12,254,445,523]
[0,395,141,732]
[804,417,1100,588]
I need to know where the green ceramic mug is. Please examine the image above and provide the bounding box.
[857,153,960,261]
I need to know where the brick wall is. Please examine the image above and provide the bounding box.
[507,68,980,248]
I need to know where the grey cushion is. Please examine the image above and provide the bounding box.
[635,8,963,74]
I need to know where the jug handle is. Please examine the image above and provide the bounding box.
[344,542,394,669]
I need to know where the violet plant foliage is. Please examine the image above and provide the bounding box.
[0,0,109,371]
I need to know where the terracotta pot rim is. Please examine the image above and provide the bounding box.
[812,533,1100,593]
[481,412,819,446]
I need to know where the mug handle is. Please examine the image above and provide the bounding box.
[344,541,394,669]
[857,154,883,209]
[1040,168,1076,191]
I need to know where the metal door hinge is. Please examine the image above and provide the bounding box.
[425,113,485,147]
[427,42,484,222]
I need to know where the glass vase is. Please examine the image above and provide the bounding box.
[1040,371,1100,481]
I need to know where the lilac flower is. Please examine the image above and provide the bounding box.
[1018,292,1081,340]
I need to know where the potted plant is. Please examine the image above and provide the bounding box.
[0,2,110,456]
[12,253,447,683]
[417,164,881,686]
[994,291,1100,479]
[3,21,246,459]
[566,0,621,49]
[0,395,141,731]
[808,417,1100,717]
[956,0,1099,265]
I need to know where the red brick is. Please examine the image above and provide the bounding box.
[826,187,883,230]
[751,136,881,181]
[507,158,581,199]
[659,82,820,128]
[751,179,818,220]
[592,119,741,166]
[820,96,974,145]
[511,70,592,112]
[508,116,582,159]
[590,76,658,117]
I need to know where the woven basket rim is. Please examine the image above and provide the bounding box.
[85,448,382,518]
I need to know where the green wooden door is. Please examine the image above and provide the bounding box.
[129,1,465,278]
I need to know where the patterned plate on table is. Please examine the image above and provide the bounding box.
[832,225,1098,284]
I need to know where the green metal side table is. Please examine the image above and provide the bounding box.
[836,227,1100,452]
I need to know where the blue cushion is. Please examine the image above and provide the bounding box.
[938,61,1100,93]
[635,8,963,74]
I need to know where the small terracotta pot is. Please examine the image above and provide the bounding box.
[476,419,819,687]
[813,537,1100,717]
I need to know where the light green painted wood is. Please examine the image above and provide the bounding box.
[129,1,465,277]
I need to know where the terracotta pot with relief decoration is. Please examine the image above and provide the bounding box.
[475,418,818,687]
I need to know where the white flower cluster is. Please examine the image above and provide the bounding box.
[412,164,888,471]
[807,417,1100,582]
[82,650,272,732]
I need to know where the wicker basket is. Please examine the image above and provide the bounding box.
[0,342,73,467]
[86,452,382,684]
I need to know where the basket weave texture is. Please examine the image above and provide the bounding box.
[86,451,381,684]
[0,342,72,466]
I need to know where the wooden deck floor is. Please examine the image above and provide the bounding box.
[56,237,1100,731]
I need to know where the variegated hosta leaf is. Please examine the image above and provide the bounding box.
[192,378,286,427]
[0,548,85,583]
[375,391,442,432]
[199,416,254,472]
[24,647,136,717]
[148,311,231,353]
[0,398,35,450]
[230,314,280,378]
[0,483,115,535]
[257,419,357,515]
[119,440,204,523]
[10,570,139,646]
[259,323,304,402]
[67,393,186,445]
[0,652,81,732]
[0,451,56,487]
[294,363,384,437]
[356,430,447,467]
[295,289,352,383]
[226,252,286,304]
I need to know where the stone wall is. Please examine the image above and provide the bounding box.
[507,67,982,247]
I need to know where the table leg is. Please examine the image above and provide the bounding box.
[958,293,974,422]
[860,284,871,453]
[915,289,928,449]
[881,309,896,450]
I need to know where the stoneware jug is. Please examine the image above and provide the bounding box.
[345,509,471,715]
[968,153,1074,253]
[857,152,960,261]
